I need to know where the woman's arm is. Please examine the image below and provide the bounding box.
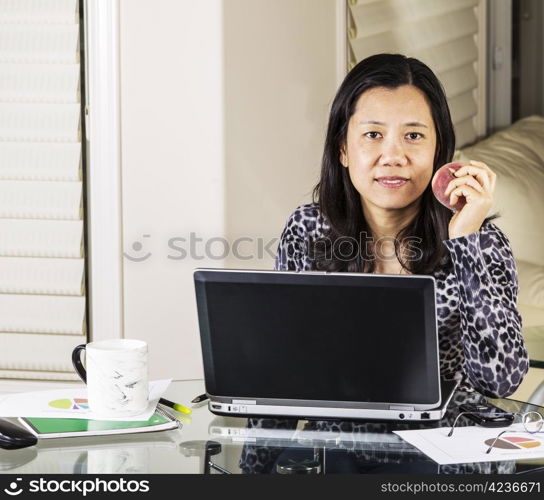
[443,222,529,398]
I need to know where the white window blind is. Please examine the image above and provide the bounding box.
[0,0,86,381]
[347,0,486,147]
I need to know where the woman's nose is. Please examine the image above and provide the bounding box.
[380,137,407,166]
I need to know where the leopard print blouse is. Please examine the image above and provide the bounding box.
[274,202,528,399]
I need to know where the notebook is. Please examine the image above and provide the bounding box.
[194,268,459,422]
[18,408,181,439]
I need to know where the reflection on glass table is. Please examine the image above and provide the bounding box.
[1,380,544,475]
[207,391,544,475]
[0,433,182,474]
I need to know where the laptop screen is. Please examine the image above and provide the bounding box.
[195,270,440,406]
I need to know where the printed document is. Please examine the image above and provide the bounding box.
[395,424,544,464]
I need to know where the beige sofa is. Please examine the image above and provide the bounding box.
[455,115,544,402]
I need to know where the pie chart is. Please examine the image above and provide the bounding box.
[484,435,541,450]
[49,398,89,410]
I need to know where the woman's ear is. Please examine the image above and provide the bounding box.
[339,144,348,168]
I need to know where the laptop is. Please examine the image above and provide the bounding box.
[193,269,459,422]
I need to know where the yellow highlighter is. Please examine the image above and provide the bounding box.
[159,398,192,415]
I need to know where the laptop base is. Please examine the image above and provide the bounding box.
[207,379,459,423]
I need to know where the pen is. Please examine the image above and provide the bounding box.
[191,393,208,404]
[159,397,192,415]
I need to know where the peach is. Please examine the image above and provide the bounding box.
[431,162,466,212]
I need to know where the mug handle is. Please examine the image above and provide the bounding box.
[72,344,87,384]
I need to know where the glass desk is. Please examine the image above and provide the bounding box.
[1,380,543,475]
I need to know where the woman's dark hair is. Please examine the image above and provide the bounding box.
[309,53,498,274]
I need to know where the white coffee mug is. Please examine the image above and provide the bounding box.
[72,339,149,417]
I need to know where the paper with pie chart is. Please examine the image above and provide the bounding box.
[394,424,544,464]
[0,379,171,421]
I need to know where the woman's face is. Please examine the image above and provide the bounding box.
[341,85,437,214]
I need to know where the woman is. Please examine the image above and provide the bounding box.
[275,53,528,399]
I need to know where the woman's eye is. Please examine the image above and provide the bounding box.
[365,131,381,139]
[407,132,423,140]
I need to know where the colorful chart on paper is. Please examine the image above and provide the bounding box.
[48,398,89,411]
[484,435,541,450]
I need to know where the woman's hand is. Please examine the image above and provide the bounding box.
[444,160,497,239]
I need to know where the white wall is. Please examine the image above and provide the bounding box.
[223,0,338,268]
[119,0,339,380]
[120,0,225,380]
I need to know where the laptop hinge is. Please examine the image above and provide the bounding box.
[389,405,415,411]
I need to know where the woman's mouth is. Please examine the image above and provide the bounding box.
[376,177,409,189]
